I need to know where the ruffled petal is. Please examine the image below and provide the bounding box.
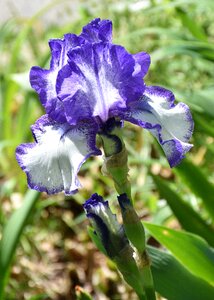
[80,18,112,43]
[56,42,145,125]
[48,34,83,69]
[16,115,101,194]
[30,67,66,123]
[122,86,194,167]
[30,34,83,123]
[132,52,151,77]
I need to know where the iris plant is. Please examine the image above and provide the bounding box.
[15,18,194,300]
[16,18,193,195]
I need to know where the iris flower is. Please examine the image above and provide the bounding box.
[83,193,130,259]
[16,18,193,195]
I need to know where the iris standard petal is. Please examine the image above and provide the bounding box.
[16,115,101,194]
[56,42,145,125]
[122,86,194,167]
[80,18,112,43]
[132,52,151,78]
[30,34,83,123]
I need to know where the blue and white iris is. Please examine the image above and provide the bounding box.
[16,18,193,195]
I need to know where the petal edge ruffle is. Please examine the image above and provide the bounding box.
[122,86,194,167]
[16,115,101,194]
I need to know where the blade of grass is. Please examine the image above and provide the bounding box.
[0,190,40,300]
[174,159,214,221]
[176,8,207,41]
[152,175,214,247]
[148,246,214,300]
[144,223,214,286]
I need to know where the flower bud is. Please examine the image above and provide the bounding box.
[83,193,130,259]
[83,193,145,296]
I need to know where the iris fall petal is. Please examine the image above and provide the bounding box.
[16,115,101,194]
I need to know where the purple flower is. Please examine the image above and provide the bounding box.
[83,193,130,259]
[16,18,193,195]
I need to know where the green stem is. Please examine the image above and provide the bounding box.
[138,251,156,300]
[102,144,132,200]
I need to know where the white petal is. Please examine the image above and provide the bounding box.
[124,86,194,167]
[16,116,101,194]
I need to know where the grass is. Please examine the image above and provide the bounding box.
[0,0,214,299]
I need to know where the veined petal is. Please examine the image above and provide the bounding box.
[16,115,101,194]
[49,34,84,69]
[30,67,66,123]
[132,52,151,77]
[80,18,112,43]
[30,34,83,123]
[56,42,145,125]
[122,86,194,167]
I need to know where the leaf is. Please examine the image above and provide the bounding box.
[190,88,214,118]
[152,175,214,247]
[194,113,214,137]
[176,8,207,41]
[87,226,107,256]
[175,159,214,221]
[144,223,214,286]
[75,286,93,300]
[148,246,214,300]
[0,190,40,300]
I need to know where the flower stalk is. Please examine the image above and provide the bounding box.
[102,145,132,199]
[99,118,132,199]
[100,124,156,299]
[118,194,156,300]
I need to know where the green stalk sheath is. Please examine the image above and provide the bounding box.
[100,127,156,299]
[102,146,132,199]
[138,251,156,300]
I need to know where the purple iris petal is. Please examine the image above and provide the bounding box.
[121,86,194,167]
[80,18,112,43]
[30,34,84,123]
[132,52,151,77]
[56,42,145,124]
[17,18,194,196]
[16,115,101,195]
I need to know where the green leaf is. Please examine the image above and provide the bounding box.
[0,190,40,300]
[87,226,107,256]
[175,159,214,221]
[144,223,214,286]
[75,286,93,300]
[176,8,207,41]
[148,246,214,300]
[152,175,214,247]
[190,88,214,118]
[194,113,214,137]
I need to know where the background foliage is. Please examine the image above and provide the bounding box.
[0,0,214,299]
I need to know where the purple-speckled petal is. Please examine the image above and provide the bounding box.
[80,18,112,43]
[56,42,145,125]
[30,34,83,123]
[48,34,84,69]
[121,86,194,167]
[132,52,151,77]
[16,115,101,195]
